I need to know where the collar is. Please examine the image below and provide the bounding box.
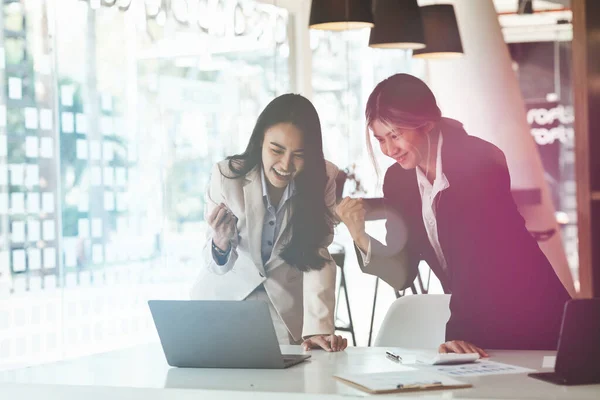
[416,131,449,192]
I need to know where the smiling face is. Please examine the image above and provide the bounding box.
[261,123,305,189]
[370,119,431,170]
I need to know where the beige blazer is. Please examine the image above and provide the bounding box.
[190,159,339,341]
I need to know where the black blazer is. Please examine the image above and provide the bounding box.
[377,122,570,350]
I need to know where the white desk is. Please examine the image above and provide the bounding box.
[0,344,598,399]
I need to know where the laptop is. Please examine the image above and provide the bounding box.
[148,300,310,369]
[529,298,600,385]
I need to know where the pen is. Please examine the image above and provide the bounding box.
[386,351,402,362]
[397,381,442,389]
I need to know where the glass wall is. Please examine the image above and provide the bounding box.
[508,39,578,288]
[0,0,289,369]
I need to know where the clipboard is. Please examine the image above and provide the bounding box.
[334,371,472,395]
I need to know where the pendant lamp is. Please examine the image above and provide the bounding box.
[309,0,374,31]
[413,4,463,59]
[369,0,425,50]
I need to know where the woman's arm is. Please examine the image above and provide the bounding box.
[202,163,239,275]
[337,167,418,291]
[355,233,418,291]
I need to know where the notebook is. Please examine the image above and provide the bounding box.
[334,370,472,394]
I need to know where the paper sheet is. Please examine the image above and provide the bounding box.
[431,360,535,377]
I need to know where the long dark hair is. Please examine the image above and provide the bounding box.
[225,94,332,272]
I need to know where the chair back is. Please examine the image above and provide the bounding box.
[374,294,451,348]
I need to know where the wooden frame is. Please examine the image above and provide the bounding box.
[572,0,595,298]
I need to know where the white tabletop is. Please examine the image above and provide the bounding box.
[0,344,599,399]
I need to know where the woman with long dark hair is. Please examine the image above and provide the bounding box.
[191,94,347,352]
[336,73,570,354]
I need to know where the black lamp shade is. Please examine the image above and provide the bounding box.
[413,4,463,59]
[309,0,375,31]
[369,0,425,50]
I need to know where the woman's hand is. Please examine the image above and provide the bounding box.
[335,197,369,250]
[302,334,348,352]
[438,340,489,357]
[207,203,237,251]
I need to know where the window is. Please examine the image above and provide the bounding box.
[0,0,289,368]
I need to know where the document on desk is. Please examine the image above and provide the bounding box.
[334,370,471,394]
[431,360,535,377]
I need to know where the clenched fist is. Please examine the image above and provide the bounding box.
[335,197,369,252]
[207,203,237,251]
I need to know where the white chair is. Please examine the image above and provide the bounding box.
[374,294,451,348]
